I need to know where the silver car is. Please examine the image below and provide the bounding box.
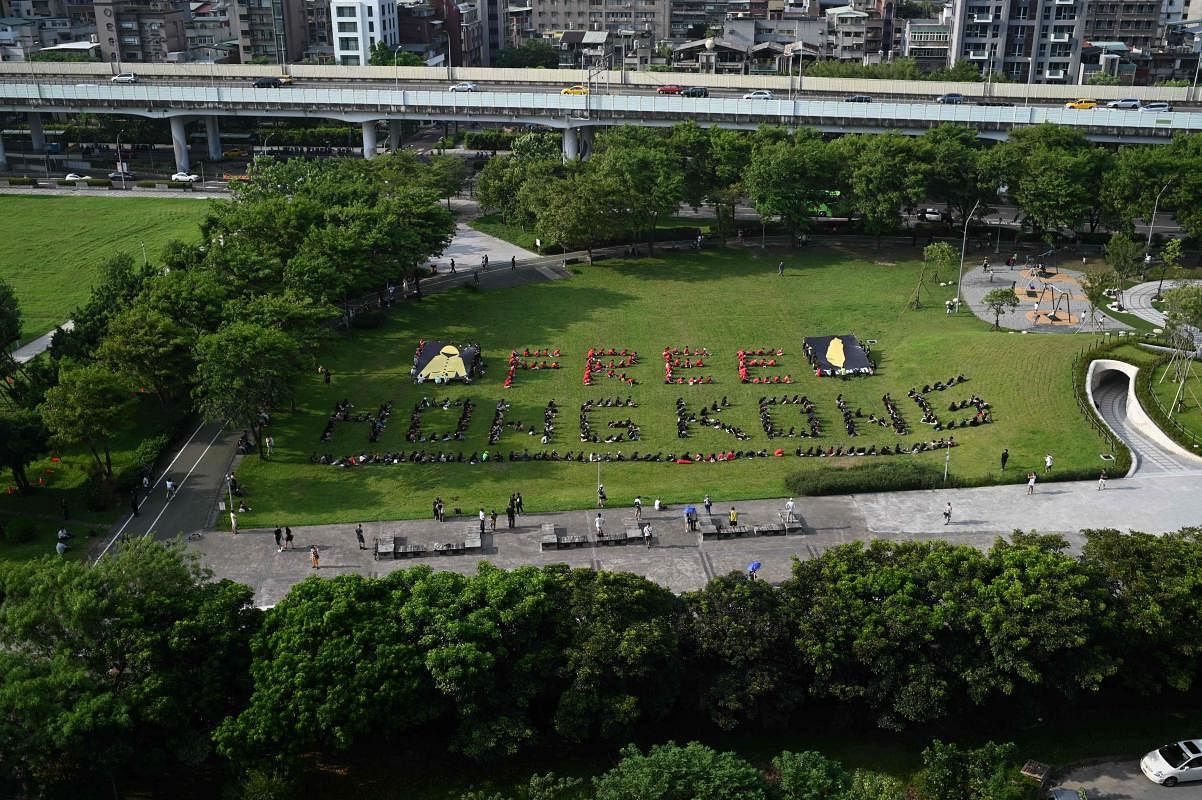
[742,90,773,100]
[111,72,137,84]
[449,82,478,92]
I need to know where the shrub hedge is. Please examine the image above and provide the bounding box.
[8,177,35,186]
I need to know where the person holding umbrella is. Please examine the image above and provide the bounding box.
[748,560,761,580]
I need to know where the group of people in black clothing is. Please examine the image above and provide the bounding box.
[756,395,822,440]
[407,396,474,443]
[908,376,991,433]
[835,393,858,438]
[676,397,750,441]
[867,393,908,435]
[795,437,956,458]
[580,397,640,444]
[320,399,360,443]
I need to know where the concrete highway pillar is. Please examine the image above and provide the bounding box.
[28,112,45,152]
[578,126,595,160]
[361,120,378,159]
[562,126,578,160]
[169,116,190,173]
[204,116,222,161]
[388,120,402,153]
[0,133,7,169]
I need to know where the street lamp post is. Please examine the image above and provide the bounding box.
[116,129,126,189]
[1150,177,1176,300]
[956,199,982,313]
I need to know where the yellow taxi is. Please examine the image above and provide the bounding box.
[561,84,590,95]
[1064,98,1098,109]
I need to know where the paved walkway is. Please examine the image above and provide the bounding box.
[10,319,72,363]
[958,259,1133,334]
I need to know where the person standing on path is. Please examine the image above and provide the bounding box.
[450,258,455,272]
[1027,472,1037,495]
[265,435,274,458]
[165,478,176,500]
[703,494,712,516]
[506,501,516,529]
[785,497,795,519]
[942,502,952,525]
[777,261,785,277]
[729,506,738,527]
[489,510,497,532]
[274,527,283,551]
[355,523,366,550]
[309,545,320,570]
[595,512,605,540]
[478,508,486,535]
[633,496,642,521]
[1000,449,1009,470]
[644,523,653,548]
[1044,453,1053,473]
[284,526,294,549]
[230,511,239,535]
[1098,469,1107,490]
[597,483,606,507]
[515,492,524,514]
[510,255,516,270]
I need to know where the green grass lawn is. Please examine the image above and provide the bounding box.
[1148,360,1202,447]
[0,195,212,343]
[232,244,1109,528]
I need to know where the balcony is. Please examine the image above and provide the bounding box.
[972,12,993,21]
[1054,0,1074,4]
[968,49,988,59]
[1045,67,1064,77]
[1050,31,1070,40]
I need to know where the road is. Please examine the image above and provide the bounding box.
[1054,761,1202,800]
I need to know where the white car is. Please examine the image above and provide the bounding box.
[111,72,138,84]
[64,173,87,181]
[1141,739,1202,786]
[743,90,774,100]
[449,82,478,92]
[171,172,201,182]
[1106,98,1142,109]
[918,207,946,222]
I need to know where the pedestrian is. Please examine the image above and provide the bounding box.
[309,545,320,570]
[784,497,795,518]
[595,512,604,539]
[1027,472,1037,495]
[597,483,606,507]
[324,367,332,384]
[729,506,738,527]
[230,511,239,535]
[506,501,515,529]
[1044,453,1053,473]
[450,257,456,272]
[478,508,486,534]
[489,510,497,532]
[1000,448,1009,470]
[515,492,524,514]
[437,499,445,522]
[510,255,516,270]
[633,495,642,520]
[274,527,283,551]
[355,523,366,550]
[61,497,69,521]
[265,435,274,457]
[284,526,294,549]
[1098,469,1107,491]
[129,489,139,517]
[703,494,712,515]
[165,478,176,500]
[777,260,785,277]
[432,498,440,520]
[644,523,653,548]
[142,474,150,492]
[942,502,952,525]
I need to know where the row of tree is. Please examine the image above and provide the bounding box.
[6,528,1196,794]
[477,123,1202,252]
[0,153,457,501]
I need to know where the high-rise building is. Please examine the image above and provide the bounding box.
[304,0,333,59]
[523,0,670,43]
[227,0,307,62]
[949,0,1086,83]
[433,0,482,64]
[93,0,190,63]
[1082,0,1160,51]
[329,0,397,64]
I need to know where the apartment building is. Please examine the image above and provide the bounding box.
[304,0,332,59]
[228,0,307,62]
[93,0,190,63]
[432,0,482,64]
[949,0,1086,83]
[330,0,397,64]
[1082,0,1159,50]
[524,0,670,45]
[901,12,951,70]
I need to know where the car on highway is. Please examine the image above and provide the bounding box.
[1065,98,1099,109]
[656,84,684,94]
[108,170,135,180]
[111,72,138,84]
[936,92,966,104]
[1106,97,1142,109]
[917,207,947,222]
[1140,739,1202,786]
[449,81,478,92]
[844,94,873,103]
[171,172,201,182]
[252,77,283,88]
[742,90,774,100]
[222,148,247,158]
[1142,101,1174,112]
[64,173,87,181]
[561,84,589,95]
[682,86,709,97]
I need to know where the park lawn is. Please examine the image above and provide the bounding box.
[469,213,539,252]
[0,195,212,343]
[231,245,1106,528]
[1148,359,1202,447]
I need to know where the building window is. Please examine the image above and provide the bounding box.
[337,20,356,30]
[366,6,372,15]
[336,6,354,15]
[368,20,373,30]
[338,35,358,48]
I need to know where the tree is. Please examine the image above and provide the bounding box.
[589,142,683,254]
[1081,270,1117,327]
[0,411,49,494]
[533,170,621,259]
[38,362,135,480]
[745,131,834,244]
[916,125,991,223]
[367,41,422,66]
[1155,237,1185,300]
[982,287,1020,330]
[494,40,558,69]
[1104,231,1142,307]
[193,322,305,459]
[837,134,926,245]
[0,277,24,410]
[920,740,1027,800]
[923,241,959,285]
[1163,284,1202,336]
[773,750,850,800]
[511,131,563,161]
[97,305,195,404]
[593,742,768,800]
[425,154,470,208]
[0,538,257,796]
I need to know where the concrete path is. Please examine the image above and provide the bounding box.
[1124,279,1202,350]
[431,220,537,273]
[958,260,1132,334]
[10,319,72,363]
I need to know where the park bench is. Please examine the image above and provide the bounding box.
[374,536,396,560]
[755,523,786,536]
[396,543,427,558]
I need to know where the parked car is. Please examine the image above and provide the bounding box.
[561,84,589,95]
[1065,98,1098,109]
[1045,790,1082,800]
[449,82,478,92]
[223,148,247,158]
[681,86,709,97]
[171,172,201,182]
[1142,101,1174,112]
[252,77,283,88]
[936,92,966,104]
[64,173,87,181]
[742,90,774,100]
[111,72,137,84]
[1141,739,1202,786]
[1106,97,1142,109]
[844,94,873,103]
[918,208,947,222]
[656,84,684,94]
[108,171,135,180]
